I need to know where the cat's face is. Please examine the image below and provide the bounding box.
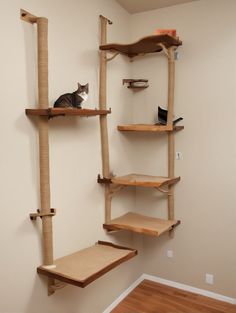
[77,83,89,101]
[77,83,89,94]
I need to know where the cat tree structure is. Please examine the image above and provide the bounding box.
[98,15,183,236]
[21,10,182,295]
[21,10,137,295]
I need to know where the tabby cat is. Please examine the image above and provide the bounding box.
[54,83,89,108]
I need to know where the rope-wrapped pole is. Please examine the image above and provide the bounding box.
[167,47,175,221]
[99,16,111,223]
[37,17,54,266]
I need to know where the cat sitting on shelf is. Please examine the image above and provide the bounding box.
[157,106,183,125]
[54,83,89,108]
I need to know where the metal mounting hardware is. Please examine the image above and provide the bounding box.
[30,208,56,220]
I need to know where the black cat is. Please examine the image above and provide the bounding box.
[54,83,89,108]
[157,106,183,125]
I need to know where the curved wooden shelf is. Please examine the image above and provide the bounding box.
[37,241,137,288]
[111,174,180,188]
[118,124,184,132]
[100,34,182,58]
[25,108,111,118]
[103,212,180,236]
[127,86,149,90]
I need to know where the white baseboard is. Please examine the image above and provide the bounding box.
[103,274,236,312]
[142,274,236,305]
[102,276,144,313]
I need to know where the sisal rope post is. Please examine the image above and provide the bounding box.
[99,15,111,223]
[37,17,54,266]
[167,47,175,221]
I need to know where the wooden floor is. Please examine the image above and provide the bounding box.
[111,280,236,313]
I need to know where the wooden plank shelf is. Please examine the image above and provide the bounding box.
[111,174,180,188]
[25,108,111,118]
[117,124,184,132]
[100,34,182,58]
[37,241,137,288]
[103,212,180,236]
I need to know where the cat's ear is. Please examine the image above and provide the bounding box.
[77,82,82,88]
[85,83,89,91]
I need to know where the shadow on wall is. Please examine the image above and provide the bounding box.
[25,257,141,313]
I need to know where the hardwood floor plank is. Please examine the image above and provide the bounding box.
[111,280,236,313]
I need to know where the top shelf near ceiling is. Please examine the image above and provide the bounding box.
[100,34,182,58]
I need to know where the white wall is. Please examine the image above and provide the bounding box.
[0,1,143,312]
[130,0,236,299]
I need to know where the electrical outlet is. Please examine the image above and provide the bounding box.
[205,273,214,285]
[167,250,173,258]
[176,152,182,160]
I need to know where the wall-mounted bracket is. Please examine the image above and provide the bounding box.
[154,186,172,195]
[106,52,119,62]
[30,208,56,221]
[97,174,112,184]
[109,185,125,198]
[48,280,67,295]
[20,9,38,24]
[99,15,113,25]
[97,175,125,197]
[159,43,169,57]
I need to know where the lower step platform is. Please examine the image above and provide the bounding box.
[103,212,180,236]
[37,241,137,288]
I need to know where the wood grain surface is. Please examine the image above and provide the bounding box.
[104,212,180,236]
[112,280,236,313]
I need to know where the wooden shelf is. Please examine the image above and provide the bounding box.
[25,108,111,118]
[37,241,137,288]
[111,174,180,188]
[123,79,149,89]
[103,212,180,236]
[127,86,149,89]
[100,35,182,58]
[118,124,184,132]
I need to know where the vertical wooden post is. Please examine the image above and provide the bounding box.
[21,9,55,295]
[167,47,175,221]
[99,15,112,223]
[37,17,54,267]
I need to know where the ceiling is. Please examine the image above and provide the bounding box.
[116,0,198,14]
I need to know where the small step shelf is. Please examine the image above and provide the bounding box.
[100,34,182,58]
[25,108,111,118]
[37,241,137,288]
[123,79,149,89]
[118,124,184,132]
[103,212,180,236]
[105,173,180,188]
